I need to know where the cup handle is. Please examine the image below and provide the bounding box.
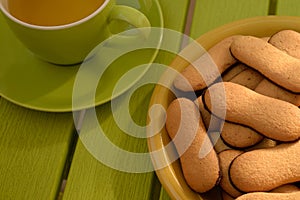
[107,5,151,43]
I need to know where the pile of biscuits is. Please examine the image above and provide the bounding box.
[165,30,300,199]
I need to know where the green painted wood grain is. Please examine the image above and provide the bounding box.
[152,0,192,65]
[62,88,162,200]
[276,0,300,16]
[62,0,190,200]
[3,1,299,200]
[190,0,270,38]
[63,105,158,200]
[159,188,172,200]
[0,99,75,199]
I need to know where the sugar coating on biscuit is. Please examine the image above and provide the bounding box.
[174,35,240,92]
[204,82,300,142]
[221,123,263,148]
[253,30,300,106]
[269,30,300,58]
[229,140,300,192]
[235,191,300,200]
[195,96,258,149]
[255,79,300,106]
[231,35,300,93]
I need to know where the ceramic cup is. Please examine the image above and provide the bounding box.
[0,0,151,65]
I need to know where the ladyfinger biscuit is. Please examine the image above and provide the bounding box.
[203,82,300,142]
[196,98,233,153]
[221,123,263,148]
[229,68,263,90]
[246,138,277,151]
[196,96,262,148]
[229,140,300,192]
[269,30,300,58]
[174,35,240,92]
[222,191,235,200]
[210,132,232,153]
[254,30,300,106]
[255,79,300,106]
[197,96,221,131]
[230,36,300,93]
[222,63,248,82]
[271,184,300,193]
[235,191,300,200]
[165,98,220,193]
[218,150,243,198]
[219,65,264,148]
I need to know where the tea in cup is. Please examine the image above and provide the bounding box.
[0,0,151,65]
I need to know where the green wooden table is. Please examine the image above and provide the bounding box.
[0,0,299,199]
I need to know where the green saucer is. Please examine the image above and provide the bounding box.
[0,0,163,112]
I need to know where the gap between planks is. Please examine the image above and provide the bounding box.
[180,0,196,50]
[56,111,83,200]
[268,0,278,15]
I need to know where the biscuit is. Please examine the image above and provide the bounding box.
[235,191,300,200]
[229,68,263,90]
[229,140,300,192]
[246,138,277,151]
[203,82,300,142]
[218,150,243,198]
[255,79,300,106]
[196,96,221,131]
[196,95,263,149]
[222,191,235,200]
[196,98,236,153]
[269,30,300,58]
[253,30,300,106]
[165,98,220,193]
[221,123,263,148]
[230,36,300,93]
[211,132,232,153]
[222,63,248,82]
[271,184,300,193]
[174,35,240,92]
[222,64,265,149]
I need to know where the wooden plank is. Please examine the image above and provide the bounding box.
[159,188,172,200]
[0,99,75,199]
[276,0,300,16]
[62,0,190,199]
[153,0,192,65]
[63,100,160,199]
[268,0,278,15]
[190,0,270,38]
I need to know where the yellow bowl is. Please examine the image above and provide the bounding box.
[147,16,300,200]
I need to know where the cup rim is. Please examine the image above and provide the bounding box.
[0,0,110,30]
